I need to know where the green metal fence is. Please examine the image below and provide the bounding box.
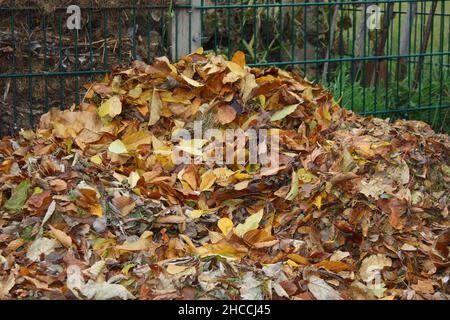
[0,0,449,135]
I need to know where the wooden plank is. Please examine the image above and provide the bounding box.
[413,0,438,89]
[363,2,395,87]
[352,2,371,79]
[322,4,340,83]
[396,2,417,81]
[171,0,202,61]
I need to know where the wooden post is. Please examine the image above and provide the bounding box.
[280,0,323,77]
[396,2,417,81]
[171,0,202,61]
[363,2,395,87]
[352,2,370,79]
[322,4,339,83]
[413,0,438,89]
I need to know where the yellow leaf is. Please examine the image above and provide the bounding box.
[112,75,122,93]
[233,172,252,180]
[285,170,299,201]
[166,264,188,275]
[287,253,309,265]
[313,192,326,209]
[148,88,162,126]
[197,242,248,258]
[234,180,250,191]
[108,139,128,154]
[90,204,103,217]
[48,225,72,248]
[98,96,122,118]
[208,230,224,243]
[258,95,266,110]
[225,61,245,77]
[181,74,204,87]
[199,170,216,191]
[90,154,102,165]
[128,86,142,99]
[218,218,234,236]
[287,259,302,268]
[270,103,299,122]
[116,238,151,252]
[128,171,140,188]
[241,72,257,103]
[122,130,152,152]
[234,209,264,238]
[121,263,136,275]
[302,87,314,101]
[323,105,331,121]
[297,168,317,183]
[191,209,207,219]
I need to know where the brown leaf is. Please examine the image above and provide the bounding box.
[377,197,407,230]
[216,104,237,125]
[26,191,52,214]
[49,179,68,192]
[48,225,72,248]
[112,196,136,216]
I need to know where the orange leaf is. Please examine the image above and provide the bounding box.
[287,254,309,265]
[232,51,246,68]
[315,260,349,273]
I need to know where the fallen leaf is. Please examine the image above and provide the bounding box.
[359,254,392,283]
[315,260,349,273]
[307,276,342,300]
[108,139,128,154]
[199,170,217,191]
[234,209,264,238]
[285,170,299,201]
[216,105,237,124]
[48,225,72,248]
[26,237,61,262]
[148,88,162,126]
[4,180,30,211]
[98,95,122,118]
[218,218,234,237]
[270,103,299,121]
[0,273,15,298]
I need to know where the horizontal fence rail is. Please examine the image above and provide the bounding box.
[0,0,449,135]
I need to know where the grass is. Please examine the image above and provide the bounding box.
[329,62,450,133]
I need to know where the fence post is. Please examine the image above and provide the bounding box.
[171,0,202,61]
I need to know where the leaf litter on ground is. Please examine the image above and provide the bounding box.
[0,49,449,300]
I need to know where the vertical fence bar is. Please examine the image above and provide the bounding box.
[42,14,49,112]
[10,1,18,134]
[27,8,33,128]
[58,14,64,109]
[171,0,201,60]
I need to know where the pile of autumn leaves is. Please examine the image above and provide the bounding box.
[0,50,449,300]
